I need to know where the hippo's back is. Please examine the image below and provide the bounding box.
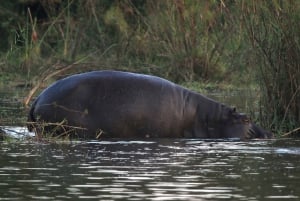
[30,70,188,138]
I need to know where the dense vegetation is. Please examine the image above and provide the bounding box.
[0,0,299,136]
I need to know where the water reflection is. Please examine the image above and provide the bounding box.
[1,139,300,200]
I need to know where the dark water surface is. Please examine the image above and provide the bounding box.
[1,139,300,200]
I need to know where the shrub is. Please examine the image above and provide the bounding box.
[241,1,300,136]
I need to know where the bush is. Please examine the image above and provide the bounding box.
[240,1,300,136]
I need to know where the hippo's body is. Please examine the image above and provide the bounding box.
[27,70,272,139]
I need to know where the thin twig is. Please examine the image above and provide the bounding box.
[27,8,34,27]
[27,121,88,131]
[281,127,300,137]
[280,85,300,126]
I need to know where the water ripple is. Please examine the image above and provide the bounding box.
[1,139,300,200]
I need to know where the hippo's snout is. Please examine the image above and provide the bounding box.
[247,123,273,139]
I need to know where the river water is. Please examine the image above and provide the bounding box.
[1,87,300,200]
[1,139,300,200]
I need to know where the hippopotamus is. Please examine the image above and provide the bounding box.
[27,70,273,140]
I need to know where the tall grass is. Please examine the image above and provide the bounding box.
[240,1,300,136]
[124,1,233,81]
[1,1,239,82]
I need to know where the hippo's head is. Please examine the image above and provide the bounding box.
[221,108,273,139]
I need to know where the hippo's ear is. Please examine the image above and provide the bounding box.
[229,107,237,115]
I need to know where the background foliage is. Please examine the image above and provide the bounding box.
[0,0,299,136]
